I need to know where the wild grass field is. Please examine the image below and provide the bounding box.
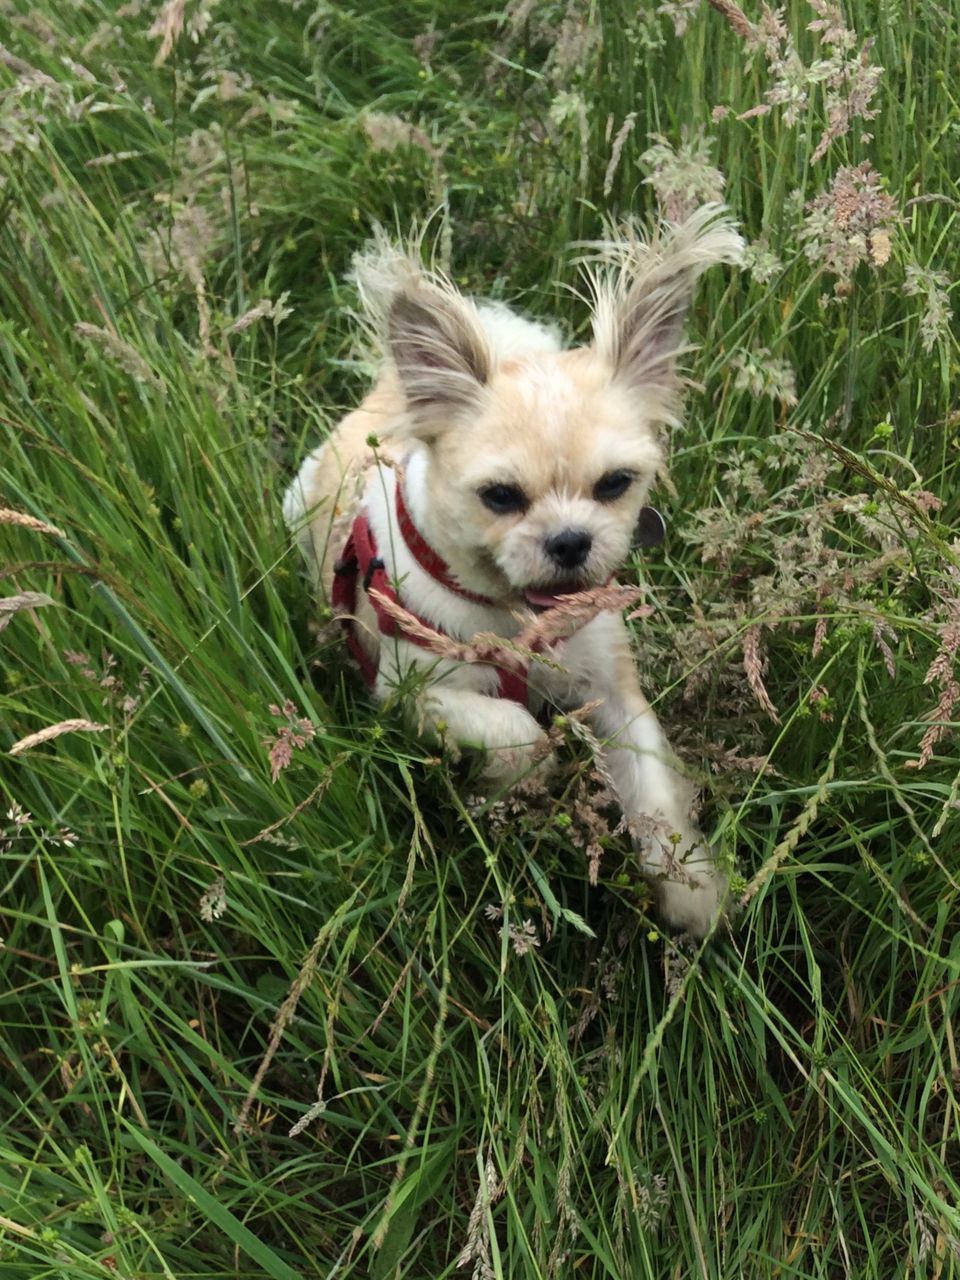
[1,0,958,1276]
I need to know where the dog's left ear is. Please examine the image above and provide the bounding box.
[587,204,743,425]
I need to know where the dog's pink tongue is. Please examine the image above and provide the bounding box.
[523,589,568,610]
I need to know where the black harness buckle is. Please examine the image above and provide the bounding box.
[363,557,386,592]
[334,555,359,577]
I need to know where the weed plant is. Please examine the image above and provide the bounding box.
[1,0,958,1276]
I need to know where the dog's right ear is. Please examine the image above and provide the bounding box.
[350,233,492,438]
[386,281,491,431]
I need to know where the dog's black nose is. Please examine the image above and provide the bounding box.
[545,528,592,570]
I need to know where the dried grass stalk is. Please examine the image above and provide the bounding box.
[367,583,647,676]
[906,679,960,771]
[0,509,64,538]
[75,322,165,391]
[603,112,637,198]
[9,720,109,756]
[148,0,186,66]
[705,0,754,39]
[0,592,55,632]
[743,625,780,723]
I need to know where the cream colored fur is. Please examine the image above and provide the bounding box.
[283,206,743,936]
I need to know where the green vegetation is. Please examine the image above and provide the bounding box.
[1,0,958,1275]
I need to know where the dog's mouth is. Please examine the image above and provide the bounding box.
[522,584,589,613]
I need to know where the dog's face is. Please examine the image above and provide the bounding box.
[420,350,663,606]
[374,207,743,604]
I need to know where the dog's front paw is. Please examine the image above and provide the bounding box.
[418,688,552,787]
[632,822,729,938]
[655,863,728,938]
[481,735,556,787]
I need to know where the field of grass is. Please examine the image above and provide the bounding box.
[2,0,959,1275]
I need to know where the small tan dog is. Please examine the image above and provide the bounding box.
[284,206,741,936]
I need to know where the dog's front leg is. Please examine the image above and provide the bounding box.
[585,649,726,936]
[410,684,553,786]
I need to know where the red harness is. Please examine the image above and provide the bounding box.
[331,485,532,705]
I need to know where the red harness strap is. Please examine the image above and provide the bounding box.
[330,514,389,689]
[394,484,496,607]
[331,499,531,706]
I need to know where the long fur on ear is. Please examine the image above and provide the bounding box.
[350,229,492,432]
[387,285,491,416]
[581,204,743,426]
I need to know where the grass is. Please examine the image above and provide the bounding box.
[1,0,959,1275]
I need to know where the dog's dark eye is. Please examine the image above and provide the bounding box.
[479,484,528,515]
[593,471,633,503]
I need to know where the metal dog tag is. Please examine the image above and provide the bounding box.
[633,506,666,548]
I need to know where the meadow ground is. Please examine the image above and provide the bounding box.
[1,0,959,1276]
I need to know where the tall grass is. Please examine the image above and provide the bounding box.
[1,1,958,1276]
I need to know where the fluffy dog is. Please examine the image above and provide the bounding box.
[284,206,742,936]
